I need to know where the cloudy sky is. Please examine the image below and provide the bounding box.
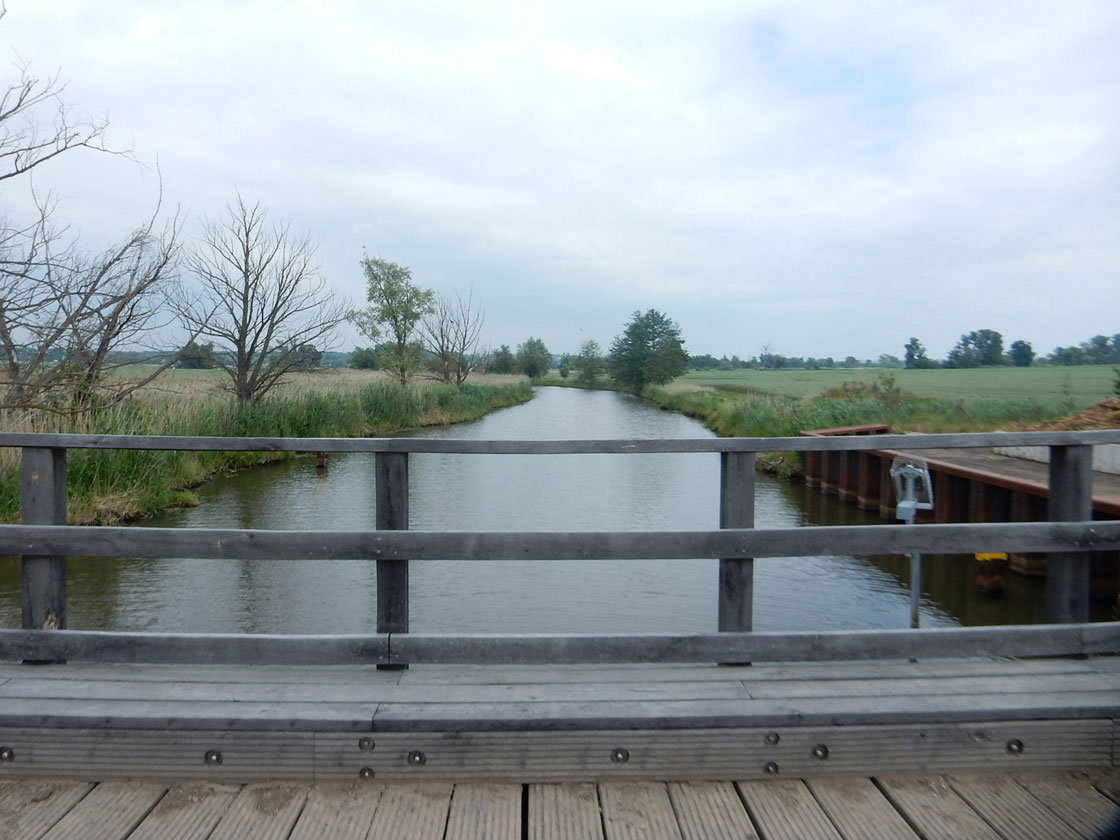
[3,1,1118,361]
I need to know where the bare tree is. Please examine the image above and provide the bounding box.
[420,289,485,385]
[177,194,347,403]
[0,193,183,413]
[0,7,114,183]
[0,10,180,416]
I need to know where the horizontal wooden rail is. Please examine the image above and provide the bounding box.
[0,622,1114,666]
[1,520,1117,562]
[1,429,1120,453]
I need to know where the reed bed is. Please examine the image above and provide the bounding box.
[0,369,532,524]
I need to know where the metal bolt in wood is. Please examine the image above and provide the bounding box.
[611,747,630,763]
[1006,739,1024,754]
[407,750,426,766]
[812,744,829,760]
[203,749,223,765]
[0,747,13,762]
[358,737,375,751]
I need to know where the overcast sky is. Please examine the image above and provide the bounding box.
[3,1,1118,361]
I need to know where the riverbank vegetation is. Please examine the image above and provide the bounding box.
[0,369,531,524]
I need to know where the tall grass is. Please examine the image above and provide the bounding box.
[0,372,532,524]
[646,378,1071,475]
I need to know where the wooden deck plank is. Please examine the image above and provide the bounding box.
[744,672,1118,700]
[736,780,842,840]
[1015,772,1120,838]
[37,782,164,840]
[443,783,521,840]
[126,783,239,840]
[806,777,919,840]
[876,776,1003,840]
[948,773,1084,840]
[365,783,453,840]
[599,782,683,840]
[286,783,381,840]
[666,780,759,840]
[206,784,307,840]
[0,781,92,840]
[528,783,604,840]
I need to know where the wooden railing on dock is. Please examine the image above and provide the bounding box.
[2,429,1120,667]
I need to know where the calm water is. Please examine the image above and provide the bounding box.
[0,387,1060,633]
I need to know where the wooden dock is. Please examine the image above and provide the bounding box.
[2,430,1120,837]
[4,771,1120,839]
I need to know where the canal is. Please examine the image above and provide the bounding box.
[0,387,1060,634]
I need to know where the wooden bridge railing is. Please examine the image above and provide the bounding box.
[1,429,1119,667]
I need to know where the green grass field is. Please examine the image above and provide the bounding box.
[679,365,1116,409]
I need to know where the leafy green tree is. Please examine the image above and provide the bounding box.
[350,256,434,386]
[607,309,688,392]
[488,344,516,374]
[290,343,322,369]
[904,337,932,369]
[517,337,551,378]
[176,341,215,369]
[576,339,605,385]
[1008,340,1035,367]
[559,362,571,378]
[349,347,380,369]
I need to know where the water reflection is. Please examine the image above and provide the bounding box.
[0,387,1078,634]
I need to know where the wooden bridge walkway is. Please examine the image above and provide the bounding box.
[5,770,1120,840]
[2,430,1120,837]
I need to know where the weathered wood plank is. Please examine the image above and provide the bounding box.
[387,623,1120,665]
[744,672,1117,700]
[38,782,164,840]
[286,783,381,840]
[5,622,1115,667]
[0,780,92,840]
[443,783,521,840]
[0,629,389,666]
[3,428,1118,452]
[20,448,67,642]
[365,783,453,840]
[736,779,842,840]
[528,783,603,840]
[206,784,307,840]
[1047,445,1094,623]
[667,781,759,840]
[1015,772,1120,838]
[375,452,409,638]
[948,773,1082,840]
[599,782,683,840]
[806,777,918,840]
[2,519,1117,562]
[126,783,239,840]
[719,451,755,634]
[877,776,1002,840]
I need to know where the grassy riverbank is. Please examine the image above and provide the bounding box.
[0,370,532,524]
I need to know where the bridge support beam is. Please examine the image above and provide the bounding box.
[376,452,409,669]
[21,447,68,664]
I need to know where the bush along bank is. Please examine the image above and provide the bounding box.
[0,380,533,525]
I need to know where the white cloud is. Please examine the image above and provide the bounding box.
[1,0,1117,358]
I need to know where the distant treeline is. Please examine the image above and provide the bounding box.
[688,330,1120,371]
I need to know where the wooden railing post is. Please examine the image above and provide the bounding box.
[718,451,755,636]
[1045,444,1093,623]
[21,447,68,663]
[376,451,409,668]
